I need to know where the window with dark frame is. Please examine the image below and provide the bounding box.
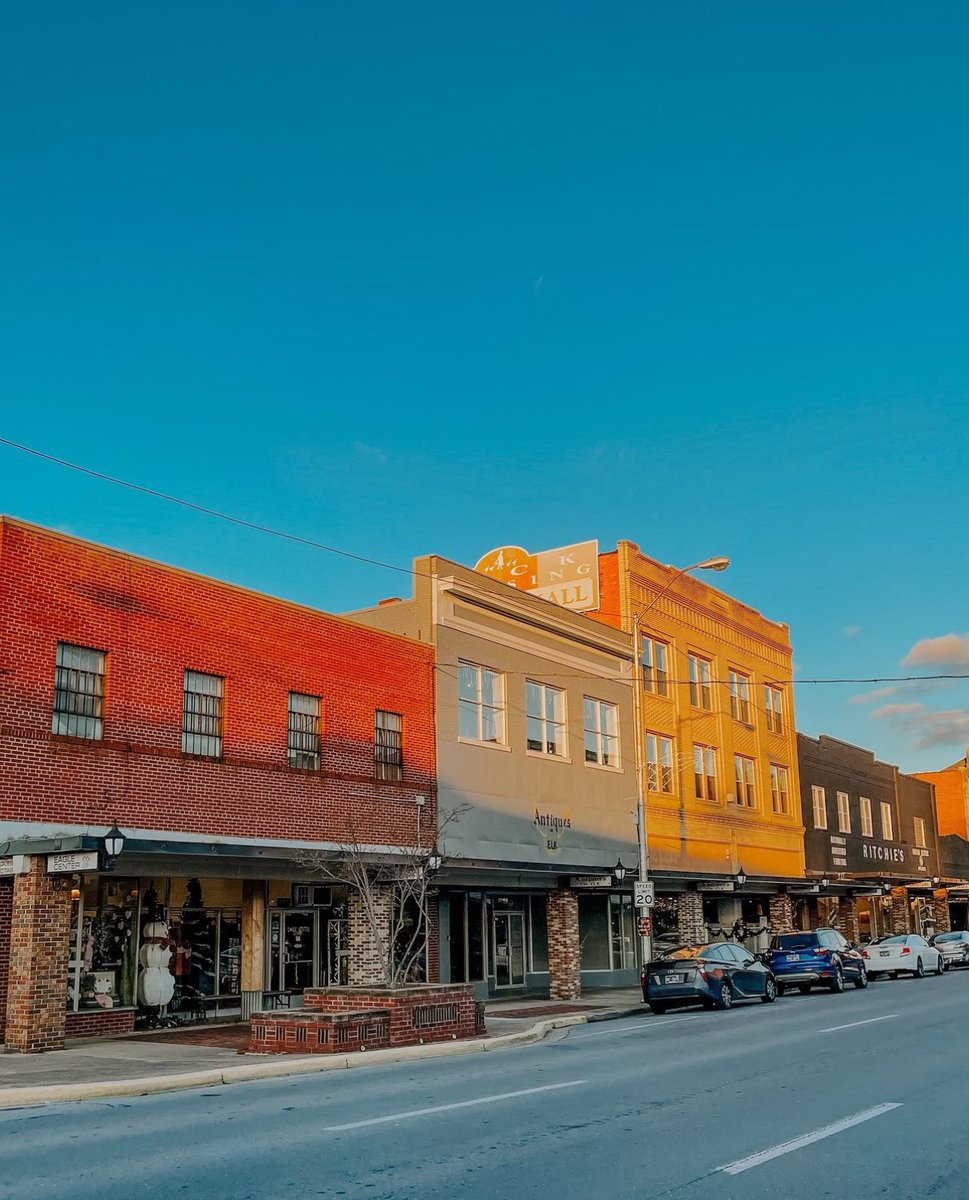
[53,642,106,739]
[375,709,403,781]
[289,692,322,769]
[182,670,224,757]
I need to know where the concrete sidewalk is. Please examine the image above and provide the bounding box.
[0,987,645,1107]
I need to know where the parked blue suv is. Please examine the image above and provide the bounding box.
[767,928,868,995]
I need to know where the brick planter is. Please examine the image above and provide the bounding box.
[65,1008,137,1040]
[247,983,482,1055]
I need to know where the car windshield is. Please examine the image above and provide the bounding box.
[871,935,909,945]
[934,932,963,943]
[771,933,818,951]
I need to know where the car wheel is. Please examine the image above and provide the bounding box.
[776,982,786,997]
[890,971,899,979]
[829,965,845,993]
[914,957,925,978]
[935,955,946,976]
[649,1002,668,1015]
[798,984,812,995]
[762,977,777,1004]
[713,981,733,1011]
[854,970,869,989]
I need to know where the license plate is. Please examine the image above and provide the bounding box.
[664,973,684,984]
[879,951,890,957]
[786,954,800,962]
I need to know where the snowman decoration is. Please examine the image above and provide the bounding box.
[137,919,175,1009]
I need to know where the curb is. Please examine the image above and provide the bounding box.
[0,1013,598,1109]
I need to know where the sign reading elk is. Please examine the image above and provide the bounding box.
[475,541,600,613]
[534,809,571,853]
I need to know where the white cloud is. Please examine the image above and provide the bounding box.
[352,442,389,464]
[532,274,545,293]
[871,701,969,750]
[903,632,969,670]
[850,685,900,705]
[842,625,862,638]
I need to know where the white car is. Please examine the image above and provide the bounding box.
[862,933,944,979]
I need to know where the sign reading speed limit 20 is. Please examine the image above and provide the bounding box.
[634,881,655,909]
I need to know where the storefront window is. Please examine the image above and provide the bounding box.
[609,894,636,969]
[67,877,139,1011]
[529,895,548,972]
[578,894,611,970]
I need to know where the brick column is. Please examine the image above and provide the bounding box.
[6,858,74,1053]
[0,879,12,1044]
[347,884,393,986]
[837,897,860,944]
[547,890,581,1000]
[769,893,795,935]
[676,891,705,944]
[889,887,910,935]
[933,890,951,935]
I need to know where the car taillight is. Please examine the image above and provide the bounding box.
[901,946,911,955]
[862,949,870,958]
[814,947,829,957]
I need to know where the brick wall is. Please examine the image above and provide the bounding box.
[837,897,860,944]
[769,893,795,935]
[890,888,910,934]
[6,857,73,1052]
[547,890,581,1000]
[65,1008,136,1039]
[301,983,478,1047]
[0,518,437,849]
[347,885,393,985]
[933,889,952,934]
[0,879,11,1042]
[676,891,705,944]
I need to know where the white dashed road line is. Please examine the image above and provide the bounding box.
[717,1103,902,1175]
[818,1014,897,1034]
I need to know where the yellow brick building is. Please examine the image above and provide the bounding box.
[592,541,805,945]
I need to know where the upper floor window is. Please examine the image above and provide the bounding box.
[458,662,504,744]
[914,816,927,848]
[729,670,752,724]
[688,654,713,710]
[289,692,322,770]
[860,796,873,837]
[694,744,718,802]
[526,681,566,757]
[584,697,619,768]
[812,785,827,830]
[837,791,851,833]
[647,733,675,793]
[375,710,403,781]
[771,764,791,815]
[642,636,670,698]
[183,670,224,757]
[880,801,894,841]
[53,642,106,739]
[734,755,756,807]
[764,685,784,734]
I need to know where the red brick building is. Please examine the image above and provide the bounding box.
[0,518,437,1050]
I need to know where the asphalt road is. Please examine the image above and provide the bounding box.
[5,967,969,1200]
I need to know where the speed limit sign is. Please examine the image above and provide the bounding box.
[634,881,655,909]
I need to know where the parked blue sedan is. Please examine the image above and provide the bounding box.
[642,942,777,1013]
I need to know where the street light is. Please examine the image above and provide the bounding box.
[820,876,831,891]
[425,849,443,876]
[735,865,748,889]
[613,858,627,883]
[100,824,126,872]
[631,555,731,966]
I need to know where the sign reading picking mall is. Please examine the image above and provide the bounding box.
[475,540,600,613]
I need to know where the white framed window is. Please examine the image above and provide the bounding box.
[694,744,718,802]
[837,791,851,834]
[642,636,670,698]
[860,796,873,837]
[881,802,894,841]
[458,661,505,744]
[688,654,713,710]
[771,764,791,815]
[647,733,675,793]
[734,755,756,807]
[526,681,567,757]
[914,816,927,848]
[812,785,828,830]
[765,685,784,734]
[183,670,224,757]
[53,642,106,739]
[288,692,322,769]
[729,670,752,724]
[584,697,619,767]
[375,709,403,781]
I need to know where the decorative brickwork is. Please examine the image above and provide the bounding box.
[548,890,581,1000]
[249,1008,391,1055]
[676,891,705,944]
[6,857,73,1052]
[837,897,860,944]
[890,888,910,935]
[0,879,11,1043]
[65,1008,136,1039]
[933,889,952,934]
[769,893,795,935]
[347,885,393,985]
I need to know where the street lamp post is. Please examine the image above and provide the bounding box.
[631,555,730,967]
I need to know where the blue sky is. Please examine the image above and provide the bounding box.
[3,3,969,771]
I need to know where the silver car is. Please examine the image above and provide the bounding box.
[931,930,969,968]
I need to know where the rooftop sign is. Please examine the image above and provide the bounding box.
[474,540,599,613]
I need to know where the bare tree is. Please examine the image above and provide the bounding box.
[293,804,470,989]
